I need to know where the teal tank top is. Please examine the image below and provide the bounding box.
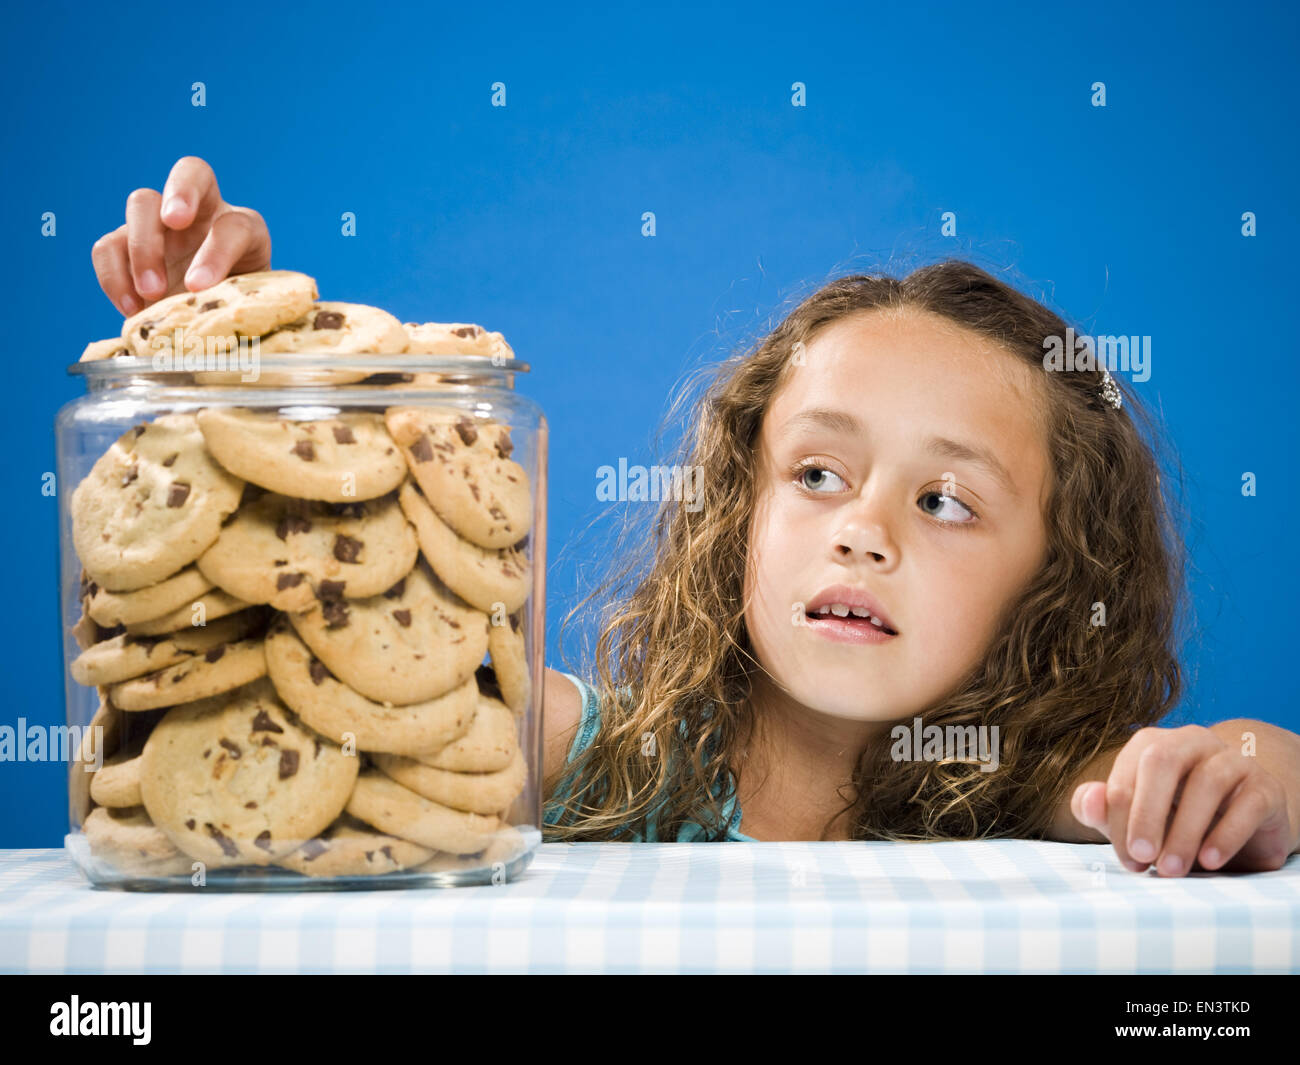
[543,671,757,842]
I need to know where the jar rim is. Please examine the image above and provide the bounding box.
[68,352,531,378]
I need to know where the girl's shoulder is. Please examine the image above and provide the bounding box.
[544,673,752,842]
[556,671,602,767]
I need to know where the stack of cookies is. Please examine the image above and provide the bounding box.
[67,270,536,881]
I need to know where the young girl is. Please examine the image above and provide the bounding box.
[538,264,1300,874]
[96,156,1300,877]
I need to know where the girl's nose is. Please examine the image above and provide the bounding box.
[835,523,894,565]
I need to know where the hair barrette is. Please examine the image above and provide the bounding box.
[1098,369,1122,410]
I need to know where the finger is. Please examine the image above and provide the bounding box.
[91,226,144,316]
[1197,774,1284,871]
[1071,781,1109,833]
[1105,730,1153,871]
[1153,749,1250,876]
[159,156,222,230]
[124,188,168,299]
[185,208,271,289]
[1126,727,1221,866]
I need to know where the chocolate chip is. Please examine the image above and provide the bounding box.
[301,838,328,860]
[455,416,478,446]
[451,326,481,338]
[206,823,239,858]
[308,658,331,685]
[273,559,287,566]
[276,572,305,590]
[468,482,480,502]
[133,423,148,438]
[392,608,412,627]
[162,452,179,467]
[489,506,506,521]
[279,749,300,779]
[333,534,362,563]
[324,501,366,519]
[332,425,356,444]
[218,737,241,759]
[252,709,284,733]
[313,310,345,330]
[383,579,406,599]
[381,844,395,861]
[167,482,191,507]
[275,513,313,540]
[138,324,154,340]
[201,299,223,312]
[254,830,273,851]
[514,535,529,552]
[496,430,515,459]
[476,663,503,700]
[186,296,196,306]
[204,645,226,663]
[186,818,196,830]
[322,599,350,629]
[291,440,315,461]
[410,436,433,463]
[318,579,346,599]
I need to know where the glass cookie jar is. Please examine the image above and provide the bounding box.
[56,353,546,889]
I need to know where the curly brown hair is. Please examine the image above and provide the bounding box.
[543,258,1188,842]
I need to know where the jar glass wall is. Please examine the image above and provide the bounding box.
[57,354,546,889]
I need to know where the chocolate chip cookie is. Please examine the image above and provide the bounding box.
[287,557,488,705]
[71,414,245,591]
[398,481,530,614]
[121,269,319,359]
[196,408,407,502]
[265,619,476,756]
[139,677,359,866]
[346,769,501,854]
[385,407,532,549]
[197,491,418,612]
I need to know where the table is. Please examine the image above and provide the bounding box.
[2,840,1297,974]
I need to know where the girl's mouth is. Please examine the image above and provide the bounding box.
[805,605,899,643]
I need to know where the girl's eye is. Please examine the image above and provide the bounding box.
[918,489,976,525]
[795,464,846,493]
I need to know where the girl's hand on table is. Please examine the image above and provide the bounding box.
[1070,724,1296,876]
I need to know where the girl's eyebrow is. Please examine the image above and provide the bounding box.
[782,406,1019,497]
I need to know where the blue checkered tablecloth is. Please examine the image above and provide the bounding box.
[1,841,1297,973]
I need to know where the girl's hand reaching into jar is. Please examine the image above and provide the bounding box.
[91,155,271,317]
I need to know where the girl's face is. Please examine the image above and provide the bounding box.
[744,308,1053,725]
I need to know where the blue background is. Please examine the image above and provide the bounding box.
[1,0,1295,845]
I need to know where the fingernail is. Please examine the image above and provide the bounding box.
[187,265,213,289]
[1159,854,1183,876]
[121,294,140,315]
[1202,847,1221,868]
[162,196,186,219]
[1130,838,1154,862]
[140,270,163,294]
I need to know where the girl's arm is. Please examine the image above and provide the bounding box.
[541,669,585,797]
[1049,719,1300,875]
